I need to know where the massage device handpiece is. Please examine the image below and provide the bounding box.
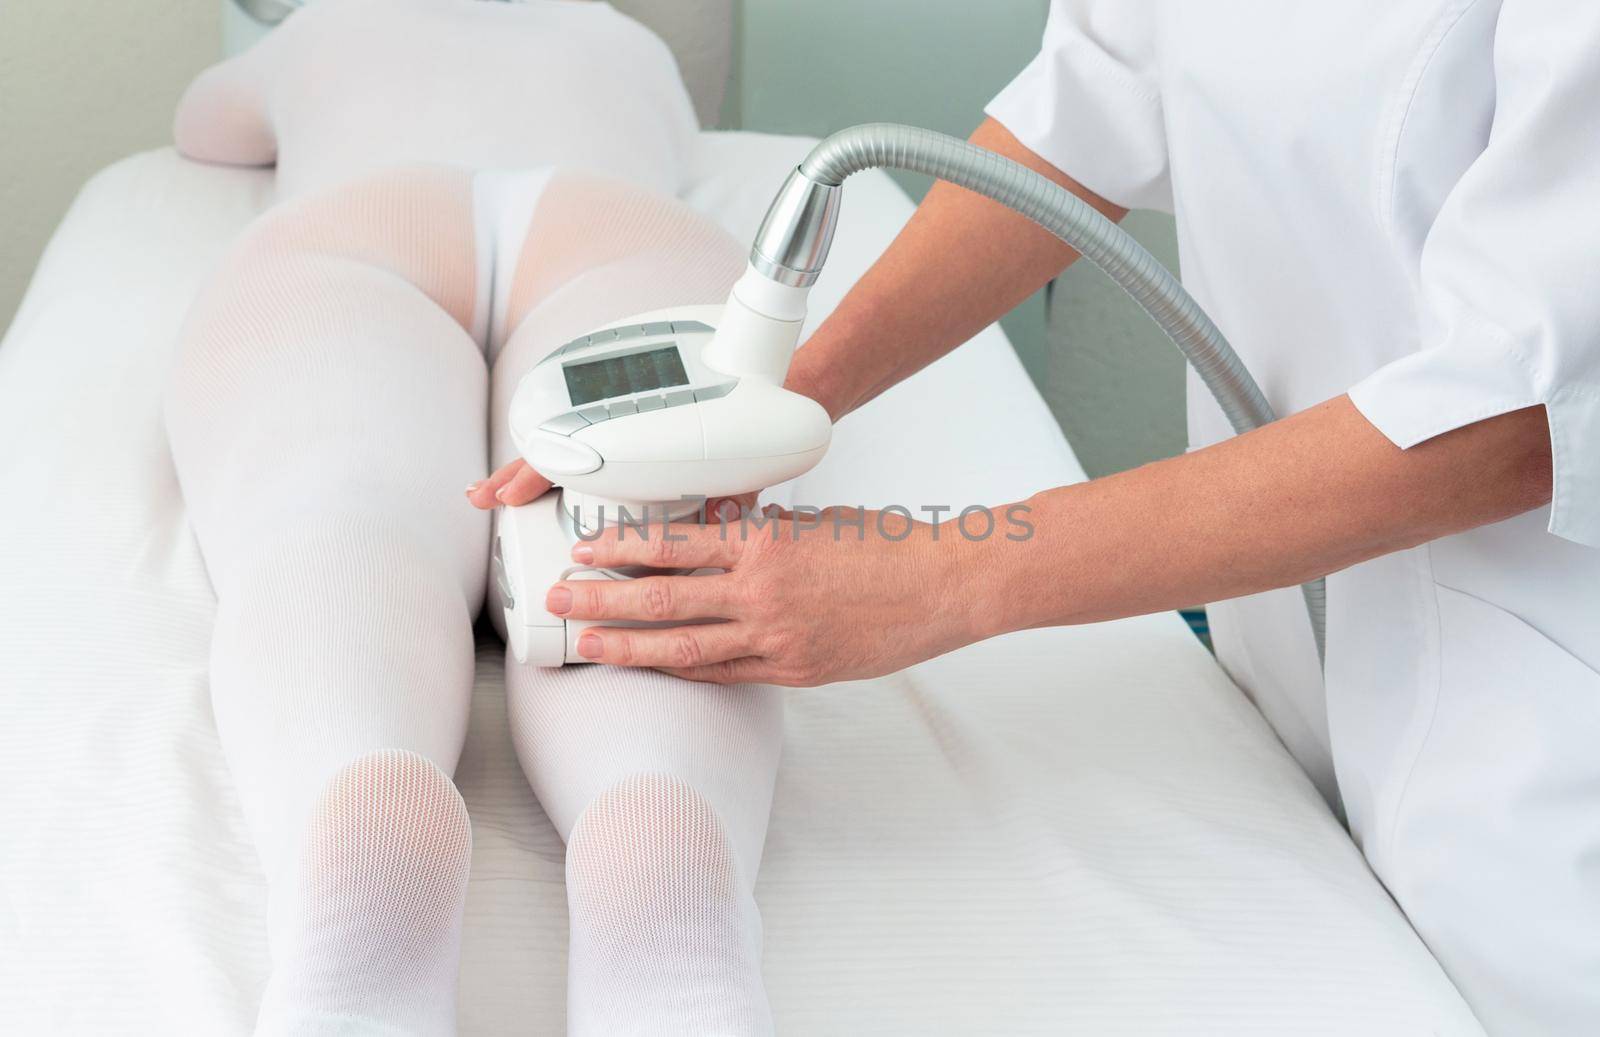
[494,303,833,665]
[491,162,853,666]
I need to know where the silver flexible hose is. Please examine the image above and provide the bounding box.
[800,123,1326,660]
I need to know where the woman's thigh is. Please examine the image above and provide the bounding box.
[486,171,782,856]
[167,165,490,601]
[165,167,492,864]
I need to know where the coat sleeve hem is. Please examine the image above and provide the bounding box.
[1348,321,1600,548]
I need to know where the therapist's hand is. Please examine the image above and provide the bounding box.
[466,458,550,509]
[467,459,752,516]
[547,509,987,686]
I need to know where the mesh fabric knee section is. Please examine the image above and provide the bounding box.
[564,774,772,1037]
[257,749,472,1037]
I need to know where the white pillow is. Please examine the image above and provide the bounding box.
[186,0,700,200]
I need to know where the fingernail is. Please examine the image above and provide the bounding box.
[545,586,572,615]
[717,499,741,523]
[496,486,510,503]
[571,544,594,564]
[577,633,602,659]
[465,482,480,495]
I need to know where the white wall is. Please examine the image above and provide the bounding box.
[734,0,1047,151]
[0,0,220,331]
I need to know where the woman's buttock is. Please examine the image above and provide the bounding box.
[213,164,745,365]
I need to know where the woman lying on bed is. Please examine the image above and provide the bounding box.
[167,2,775,1033]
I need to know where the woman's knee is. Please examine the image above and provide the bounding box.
[564,773,744,922]
[304,749,473,881]
[266,749,472,925]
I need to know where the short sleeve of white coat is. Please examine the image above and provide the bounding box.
[983,1,1169,212]
[1349,2,1600,547]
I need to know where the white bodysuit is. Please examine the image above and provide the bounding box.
[168,2,777,1034]
[988,2,1600,1031]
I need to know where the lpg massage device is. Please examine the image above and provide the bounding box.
[496,124,1326,664]
[494,297,832,664]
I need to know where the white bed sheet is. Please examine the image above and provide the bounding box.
[0,133,1480,1034]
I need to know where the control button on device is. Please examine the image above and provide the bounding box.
[607,399,639,418]
[577,405,611,424]
[525,432,602,476]
[588,329,618,347]
[693,382,735,403]
[636,394,666,412]
[540,339,577,364]
[642,321,673,337]
[561,334,591,355]
[538,411,591,437]
[671,320,713,334]
[662,389,697,408]
[613,324,645,341]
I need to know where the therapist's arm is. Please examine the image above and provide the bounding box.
[973,395,1551,634]
[784,117,1126,421]
[469,117,1118,508]
[550,394,1551,685]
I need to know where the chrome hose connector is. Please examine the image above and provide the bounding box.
[749,170,842,288]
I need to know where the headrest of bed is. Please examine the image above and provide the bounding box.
[606,0,732,127]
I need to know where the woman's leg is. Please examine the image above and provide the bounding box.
[490,173,783,1036]
[166,168,489,1035]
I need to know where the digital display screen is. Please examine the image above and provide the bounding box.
[563,345,690,406]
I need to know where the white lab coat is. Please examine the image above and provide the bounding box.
[988,2,1600,1031]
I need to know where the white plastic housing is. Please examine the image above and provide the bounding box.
[699,265,811,383]
[493,494,637,665]
[507,300,830,507]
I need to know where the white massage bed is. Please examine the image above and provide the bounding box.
[0,129,1483,1033]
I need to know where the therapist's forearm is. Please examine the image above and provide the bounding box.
[969,396,1553,638]
[550,394,1552,688]
[786,118,1126,421]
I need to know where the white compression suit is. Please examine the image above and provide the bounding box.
[165,2,779,1034]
